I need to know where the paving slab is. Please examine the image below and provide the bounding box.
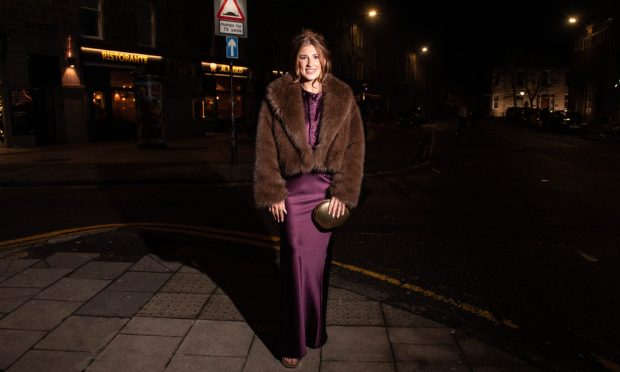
[7,350,92,372]
[471,366,541,372]
[166,354,245,372]
[34,278,110,302]
[242,334,321,372]
[392,343,465,364]
[160,272,217,294]
[129,254,181,273]
[34,316,128,352]
[0,287,40,313]
[0,329,46,370]
[395,362,470,372]
[0,300,82,330]
[75,290,152,317]
[382,304,445,327]
[69,261,132,280]
[0,259,40,282]
[86,334,181,372]
[320,361,395,372]
[388,327,455,344]
[33,252,99,269]
[177,320,254,357]
[199,294,277,323]
[322,326,392,362]
[458,338,531,366]
[327,300,384,326]
[137,292,209,318]
[199,294,244,321]
[328,287,370,301]
[0,268,72,288]
[121,317,194,337]
[106,271,171,292]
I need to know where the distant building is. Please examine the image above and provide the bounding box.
[570,16,619,126]
[489,67,569,117]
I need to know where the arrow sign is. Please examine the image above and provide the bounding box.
[226,36,239,59]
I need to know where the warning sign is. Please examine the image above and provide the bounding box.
[214,0,247,38]
[216,0,245,21]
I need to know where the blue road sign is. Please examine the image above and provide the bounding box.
[226,36,239,59]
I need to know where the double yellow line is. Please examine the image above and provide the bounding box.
[0,222,516,329]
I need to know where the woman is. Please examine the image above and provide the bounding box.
[254,29,365,367]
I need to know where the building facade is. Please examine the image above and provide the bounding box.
[0,0,255,147]
[489,67,569,117]
[570,16,619,126]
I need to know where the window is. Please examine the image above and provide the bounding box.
[492,71,500,86]
[541,70,550,85]
[137,1,155,47]
[516,70,525,86]
[564,95,569,109]
[80,0,102,38]
[493,94,499,109]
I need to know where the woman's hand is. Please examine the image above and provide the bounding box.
[268,201,287,223]
[328,197,346,218]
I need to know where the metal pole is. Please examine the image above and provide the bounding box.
[230,60,237,166]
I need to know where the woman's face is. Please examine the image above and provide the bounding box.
[297,44,322,82]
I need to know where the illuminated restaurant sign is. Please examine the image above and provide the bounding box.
[81,47,162,65]
[201,62,249,77]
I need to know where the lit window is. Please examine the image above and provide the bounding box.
[137,1,156,47]
[493,94,499,109]
[80,0,102,39]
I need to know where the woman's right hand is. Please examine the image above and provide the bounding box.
[268,201,287,223]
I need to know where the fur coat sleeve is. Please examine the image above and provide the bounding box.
[253,73,365,209]
[253,101,288,208]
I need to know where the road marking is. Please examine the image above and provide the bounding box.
[0,222,515,329]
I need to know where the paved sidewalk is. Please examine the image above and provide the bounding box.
[0,229,539,372]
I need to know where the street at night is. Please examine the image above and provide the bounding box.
[2,0,620,370]
[1,119,619,370]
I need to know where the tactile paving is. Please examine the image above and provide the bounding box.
[138,293,209,318]
[160,273,217,294]
[327,300,384,326]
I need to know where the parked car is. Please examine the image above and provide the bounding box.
[541,110,588,132]
[395,107,426,127]
[505,107,526,122]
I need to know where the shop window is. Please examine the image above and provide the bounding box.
[137,0,155,47]
[91,90,106,124]
[112,91,136,123]
[80,0,102,39]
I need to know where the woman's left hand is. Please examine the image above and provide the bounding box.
[328,197,346,218]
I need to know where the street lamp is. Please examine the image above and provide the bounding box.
[421,46,429,54]
[568,16,578,25]
[368,9,377,18]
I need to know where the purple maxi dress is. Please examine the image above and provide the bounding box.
[280,90,332,358]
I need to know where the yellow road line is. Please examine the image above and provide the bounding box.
[0,223,515,328]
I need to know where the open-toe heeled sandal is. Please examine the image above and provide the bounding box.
[281,356,301,368]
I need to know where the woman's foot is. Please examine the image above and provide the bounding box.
[281,356,300,368]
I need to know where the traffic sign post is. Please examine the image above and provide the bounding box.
[226,38,239,166]
[214,0,247,38]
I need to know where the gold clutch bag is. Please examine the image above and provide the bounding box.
[312,199,350,230]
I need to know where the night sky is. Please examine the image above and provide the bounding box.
[251,1,615,96]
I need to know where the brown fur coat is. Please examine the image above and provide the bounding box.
[253,73,365,209]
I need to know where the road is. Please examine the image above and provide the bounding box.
[1,120,618,371]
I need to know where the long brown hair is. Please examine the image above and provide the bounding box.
[290,29,331,84]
